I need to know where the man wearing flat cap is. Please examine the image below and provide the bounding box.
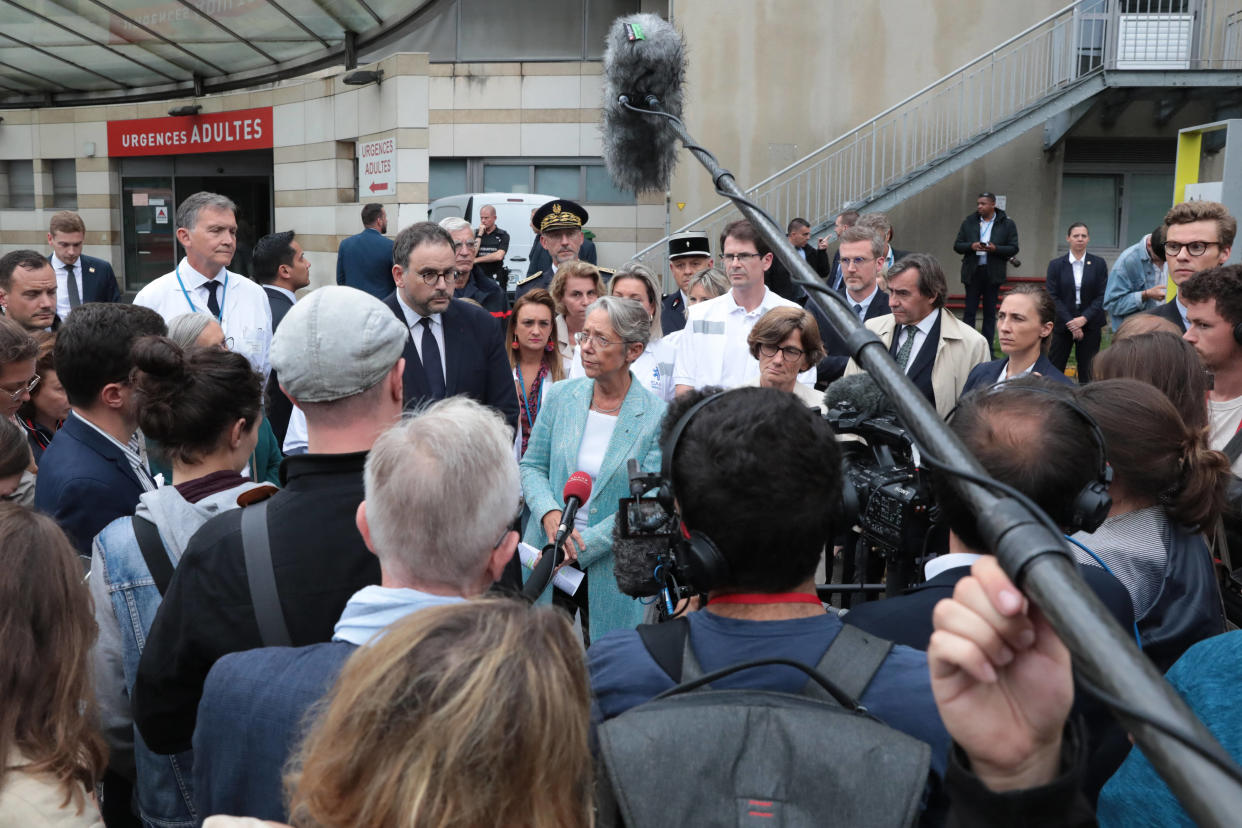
[662,231,713,334]
[516,199,612,299]
[133,286,407,758]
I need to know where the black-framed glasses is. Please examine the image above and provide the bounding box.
[758,343,804,361]
[3,373,39,402]
[721,252,761,262]
[1164,241,1220,257]
[574,331,620,349]
[415,268,456,286]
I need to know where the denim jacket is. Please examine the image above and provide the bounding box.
[89,479,262,828]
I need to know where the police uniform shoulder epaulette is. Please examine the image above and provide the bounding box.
[516,271,543,286]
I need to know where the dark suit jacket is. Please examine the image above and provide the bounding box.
[1150,299,1187,332]
[524,238,598,276]
[262,286,296,444]
[74,254,123,303]
[382,294,519,430]
[953,208,1020,285]
[335,228,395,300]
[844,561,1135,650]
[455,265,507,313]
[820,289,891,383]
[34,412,147,559]
[891,309,942,407]
[661,291,686,334]
[1046,253,1109,330]
[194,641,355,823]
[961,354,1074,395]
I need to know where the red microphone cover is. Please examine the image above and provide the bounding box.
[563,471,593,503]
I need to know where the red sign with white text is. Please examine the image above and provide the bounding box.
[106,107,273,157]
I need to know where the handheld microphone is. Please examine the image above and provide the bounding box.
[552,471,593,565]
[602,13,686,193]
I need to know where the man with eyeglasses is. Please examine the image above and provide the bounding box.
[439,217,506,313]
[817,225,893,382]
[383,222,517,428]
[673,219,815,395]
[1149,200,1236,332]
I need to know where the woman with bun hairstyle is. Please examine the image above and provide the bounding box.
[0,504,108,827]
[1073,378,1229,671]
[89,336,265,827]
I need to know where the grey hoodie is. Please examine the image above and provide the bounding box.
[89,479,265,779]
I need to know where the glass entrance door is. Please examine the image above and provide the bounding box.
[122,177,176,293]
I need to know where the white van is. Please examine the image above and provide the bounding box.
[428,192,556,286]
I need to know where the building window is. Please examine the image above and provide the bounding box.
[430,159,468,201]
[51,159,77,208]
[1058,169,1174,252]
[4,161,34,209]
[456,0,643,61]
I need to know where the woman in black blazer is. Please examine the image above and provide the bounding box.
[962,284,1073,394]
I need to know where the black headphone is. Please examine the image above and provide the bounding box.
[652,391,735,591]
[953,383,1112,534]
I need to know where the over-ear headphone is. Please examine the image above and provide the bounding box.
[1233,320,1242,345]
[954,383,1112,533]
[653,390,735,591]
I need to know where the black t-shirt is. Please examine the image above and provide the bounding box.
[476,226,510,278]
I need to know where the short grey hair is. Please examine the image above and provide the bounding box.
[166,313,214,350]
[856,212,892,241]
[364,397,519,588]
[176,191,237,231]
[586,295,651,346]
[687,266,729,299]
[438,216,472,235]
[610,262,663,340]
[393,221,453,271]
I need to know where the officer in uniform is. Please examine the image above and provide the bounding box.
[474,204,511,292]
[516,199,612,299]
[663,231,713,334]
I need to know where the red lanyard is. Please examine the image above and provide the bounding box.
[708,592,823,606]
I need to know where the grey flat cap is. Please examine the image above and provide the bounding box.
[270,286,407,403]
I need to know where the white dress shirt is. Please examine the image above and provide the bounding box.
[50,253,84,321]
[133,257,273,378]
[673,287,815,389]
[977,216,995,264]
[895,311,939,374]
[1069,252,1086,306]
[847,285,881,321]
[394,291,447,379]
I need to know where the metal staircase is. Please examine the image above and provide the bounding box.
[632,0,1242,276]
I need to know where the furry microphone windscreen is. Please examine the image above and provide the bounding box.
[601,13,687,193]
[824,372,892,420]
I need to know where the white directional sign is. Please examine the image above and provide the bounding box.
[358,137,396,198]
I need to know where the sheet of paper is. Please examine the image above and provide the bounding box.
[518,541,583,596]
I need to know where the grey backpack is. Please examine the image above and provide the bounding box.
[594,620,932,827]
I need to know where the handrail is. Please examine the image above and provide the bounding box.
[632,0,1242,280]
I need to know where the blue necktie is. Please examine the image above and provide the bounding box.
[420,317,446,398]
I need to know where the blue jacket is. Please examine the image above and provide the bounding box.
[75,254,123,303]
[520,376,665,636]
[1103,236,1164,331]
[335,228,395,300]
[35,411,151,561]
[90,479,261,828]
[961,354,1074,395]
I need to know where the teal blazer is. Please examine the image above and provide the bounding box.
[520,374,665,637]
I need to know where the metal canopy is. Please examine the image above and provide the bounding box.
[0,0,438,107]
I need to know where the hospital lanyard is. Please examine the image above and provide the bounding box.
[516,363,541,430]
[174,264,228,323]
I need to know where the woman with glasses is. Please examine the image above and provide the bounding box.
[745,307,828,412]
[568,262,675,401]
[154,313,282,485]
[520,295,665,642]
[89,334,266,828]
[18,332,68,464]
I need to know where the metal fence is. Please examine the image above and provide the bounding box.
[632,0,1242,279]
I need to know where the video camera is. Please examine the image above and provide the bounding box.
[614,459,701,619]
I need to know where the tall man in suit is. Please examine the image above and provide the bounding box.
[953,192,1020,348]
[0,250,59,332]
[47,211,121,319]
[1046,222,1109,384]
[252,231,311,444]
[34,303,166,561]
[1151,200,1236,331]
[335,203,394,300]
[844,253,990,419]
[385,222,518,430]
[819,225,891,382]
[662,231,713,334]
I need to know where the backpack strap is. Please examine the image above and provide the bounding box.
[241,500,292,648]
[132,516,174,597]
[1224,428,1242,464]
[805,624,893,704]
[636,617,691,683]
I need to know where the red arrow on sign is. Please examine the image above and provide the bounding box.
[369,182,389,193]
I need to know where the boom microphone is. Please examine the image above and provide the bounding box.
[824,373,894,420]
[602,13,686,192]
